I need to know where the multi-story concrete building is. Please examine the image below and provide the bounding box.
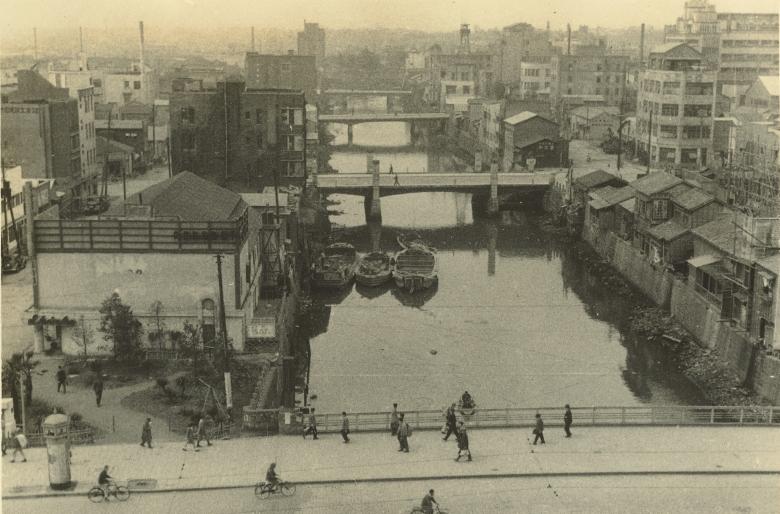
[424,25,496,110]
[518,61,553,100]
[47,62,157,106]
[297,22,326,68]
[551,41,629,110]
[497,23,554,84]
[635,43,718,169]
[244,52,317,100]
[76,87,98,182]
[1,165,51,259]
[664,1,779,94]
[170,80,306,190]
[1,71,84,188]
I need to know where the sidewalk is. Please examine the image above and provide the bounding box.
[3,425,779,499]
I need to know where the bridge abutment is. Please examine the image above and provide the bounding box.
[347,124,354,146]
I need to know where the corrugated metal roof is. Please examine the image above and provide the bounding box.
[574,169,621,190]
[647,220,688,241]
[672,187,714,211]
[504,111,538,125]
[631,172,683,196]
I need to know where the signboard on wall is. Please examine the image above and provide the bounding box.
[248,318,276,339]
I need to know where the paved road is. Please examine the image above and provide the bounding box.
[5,475,779,513]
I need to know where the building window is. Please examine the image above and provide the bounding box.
[281,63,291,72]
[652,199,668,220]
[124,81,130,88]
[257,133,263,146]
[91,78,102,88]
[256,108,264,124]
[659,125,677,138]
[201,299,216,344]
[182,132,196,151]
[661,104,679,116]
[445,85,457,94]
[133,81,141,90]
[462,85,471,94]
[596,77,601,83]
[683,104,712,117]
[245,111,251,120]
[181,107,195,123]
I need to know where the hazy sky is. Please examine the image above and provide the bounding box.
[3,0,778,34]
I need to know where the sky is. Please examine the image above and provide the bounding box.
[2,0,778,35]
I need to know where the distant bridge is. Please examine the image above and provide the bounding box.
[317,171,554,197]
[321,89,413,96]
[318,112,449,124]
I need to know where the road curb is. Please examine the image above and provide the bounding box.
[5,469,780,500]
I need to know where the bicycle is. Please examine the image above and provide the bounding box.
[87,481,130,503]
[254,480,296,499]
[411,505,449,514]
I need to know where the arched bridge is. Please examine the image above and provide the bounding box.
[317,171,555,196]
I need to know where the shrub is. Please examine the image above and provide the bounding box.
[70,413,83,427]
[156,377,169,392]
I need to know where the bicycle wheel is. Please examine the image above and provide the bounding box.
[280,482,296,496]
[258,484,272,499]
[114,486,130,501]
[254,483,265,498]
[87,487,105,503]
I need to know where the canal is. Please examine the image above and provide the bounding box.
[297,122,704,413]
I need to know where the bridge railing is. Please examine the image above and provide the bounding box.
[310,405,777,433]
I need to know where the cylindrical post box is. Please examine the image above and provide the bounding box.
[43,413,71,490]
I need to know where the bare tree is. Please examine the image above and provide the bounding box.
[149,300,166,351]
[72,316,95,360]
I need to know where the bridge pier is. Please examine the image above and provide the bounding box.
[347,124,354,146]
[487,222,497,276]
[486,161,499,217]
[365,153,382,222]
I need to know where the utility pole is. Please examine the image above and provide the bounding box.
[19,372,27,434]
[215,254,232,410]
[617,69,628,171]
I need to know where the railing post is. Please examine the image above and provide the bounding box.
[769,407,774,424]
[710,407,715,424]
[651,407,655,425]
[592,406,596,426]
[505,409,510,427]
[355,413,359,432]
[621,407,626,425]
[739,407,744,425]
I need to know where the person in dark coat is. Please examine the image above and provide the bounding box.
[455,421,471,462]
[56,366,67,393]
[140,418,153,448]
[390,403,400,436]
[533,413,545,445]
[442,403,458,441]
[303,408,318,440]
[93,377,104,407]
[396,413,410,452]
[340,412,350,443]
[563,404,573,438]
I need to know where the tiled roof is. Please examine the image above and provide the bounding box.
[691,214,736,254]
[631,172,683,196]
[125,171,245,222]
[588,185,635,210]
[672,187,714,211]
[574,169,621,190]
[647,220,688,241]
[618,198,635,212]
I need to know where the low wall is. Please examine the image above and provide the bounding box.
[611,238,674,308]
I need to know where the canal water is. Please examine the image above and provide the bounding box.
[298,123,704,413]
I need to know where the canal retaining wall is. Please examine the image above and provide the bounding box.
[580,228,780,404]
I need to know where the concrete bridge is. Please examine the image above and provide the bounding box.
[319,89,415,114]
[319,112,449,145]
[321,89,413,97]
[315,153,554,221]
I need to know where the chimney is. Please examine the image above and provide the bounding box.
[251,27,255,51]
[78,27,87,71]
[79,27,83,53]
[33,27,38,61]
[567,24,571,55]
[138,21,146,102]
[639,23,645,66]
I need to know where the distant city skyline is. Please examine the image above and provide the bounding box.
[2,0,778,38]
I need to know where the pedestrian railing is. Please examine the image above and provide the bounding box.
[307,405,778,434]
[21,427,99,447]
[241,408,279,433]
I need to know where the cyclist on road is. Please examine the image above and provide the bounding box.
[266,462,280,491]
[421,488,438,514]
[98,465,113,497]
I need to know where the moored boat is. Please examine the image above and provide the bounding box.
[392,238,438,293]
[312,243,358,288]
[355,251,393,287]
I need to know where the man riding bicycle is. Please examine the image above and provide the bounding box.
[98,465,113,497]
[266,462,280,491]
[421,488,439,514]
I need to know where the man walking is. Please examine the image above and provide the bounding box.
[196,416,212,447]
[93,376,104,407]
[442,403,458,441]
[340,412,350,443]
[303,408,318,439]
[533,413,545,445]
[393,174,400,186]
[455,421,472,462]
[9,430,27,463]
[56,366,67,393]
[140,418,153,448]
[390,403,400,436]
[563,404,573,438]
[397,413,410,452]
[183,423,199,451]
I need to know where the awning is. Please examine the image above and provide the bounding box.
[27,314,78,326]
[687,254,720,268]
